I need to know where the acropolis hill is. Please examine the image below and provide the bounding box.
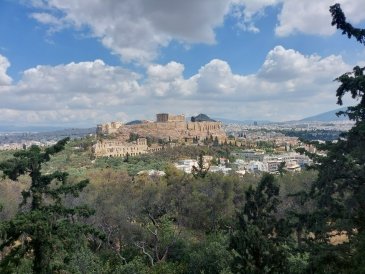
[94,113,227,157]
[97,113,226,142]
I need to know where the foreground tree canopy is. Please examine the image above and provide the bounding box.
[293,3,365,273]
[0,138,101,274]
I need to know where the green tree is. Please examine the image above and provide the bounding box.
[295,4,365,272]
[185,233,232,274]
[230,174,291,273]
[135,215,181,267]
[278,161,286,177]
[124,152,130,163]
[213,136,219,146]
[0,138,101,273]
[192,153,209,178]
[129,132,140,142]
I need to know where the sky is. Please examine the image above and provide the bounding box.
[0,0,365,127]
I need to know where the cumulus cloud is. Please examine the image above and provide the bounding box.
[191,46,349,105]
[0,46,357,126]
[145,62,196,96]
[258,46,348,83]
[17,59,141,97]
[233,0,365,36]
[276,0,365,36]
[27,0,365,64]
[195,59,242,95]
[147,62,184,81]
[140,45,352,122]
[0,55,12,86]
[0,59,143,126]
[29,0,231,64]
[233,0,365,37]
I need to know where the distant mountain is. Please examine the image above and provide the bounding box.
[191,113,216,122]
[300,107,348,122]
[213,107,349,125]
[125,120,144,125]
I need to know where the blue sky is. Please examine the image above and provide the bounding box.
[0,0,365,127]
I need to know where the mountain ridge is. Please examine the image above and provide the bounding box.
[214,107,349,124]
[299,107,347,122]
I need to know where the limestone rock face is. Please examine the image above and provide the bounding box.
[97,113,227,143]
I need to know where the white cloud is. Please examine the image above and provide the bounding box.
[275,0,365,37]
[258,46,348,83]
[231,0,281,32]
[141,46,351,122]
[0,46,356,126]
[30,12,62,26]
[0,55,12,86]
[232,0,365,36]
[147,62,184,82]
[30,12,68,34]
[191,46,349,104]
[28,0,365,65]
[195,59,241,95]
[17,59,141,96]
[0,59,142,126]
[0,108,132,128]
[145,62,195,96]
[29,0,232,64]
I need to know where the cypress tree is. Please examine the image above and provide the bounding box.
[230,174,291,273]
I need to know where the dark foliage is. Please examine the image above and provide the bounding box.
[0,138,102,273]
[295,4,365,272]
[330,3,365,45]
[230,174,291,273]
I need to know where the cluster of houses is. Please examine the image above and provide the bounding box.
[173,150,312,176]
[232,150,312,174]
[174,156,232,175]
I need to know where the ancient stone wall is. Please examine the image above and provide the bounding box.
[96,121,123,135]
[93,137,164,158]
[110,120,226,143]
[94,137,150,157]
[186,121,222,131]
[98,113,227,148]
[167,114,185,122]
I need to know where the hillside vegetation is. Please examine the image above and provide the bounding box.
[0,137,318,273]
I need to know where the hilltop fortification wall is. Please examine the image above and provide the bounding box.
[96,113,227,144]
[96,121,123,135]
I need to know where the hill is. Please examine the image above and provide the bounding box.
[191,113,216,122]
[125,120,144,125]
[300,107,348,122]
